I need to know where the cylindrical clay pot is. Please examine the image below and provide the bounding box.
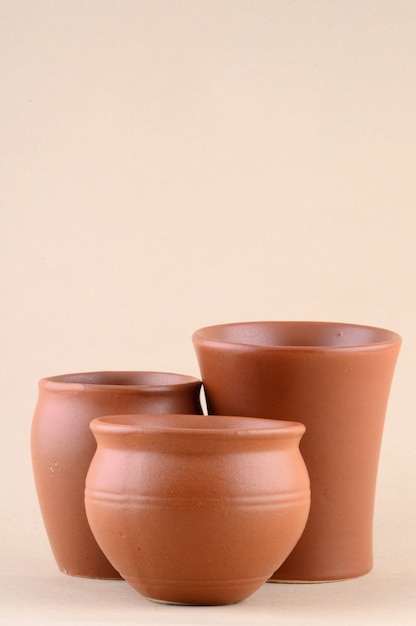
[85,413,310,605]
[31,371,202,578]
[192,321,401,582]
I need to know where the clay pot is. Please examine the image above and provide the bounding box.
[31,371,202,578]
[192,321,401,582]
[84,413,310,605]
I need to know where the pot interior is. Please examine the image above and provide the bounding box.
[45,371,198,386]
[195,321,399,348]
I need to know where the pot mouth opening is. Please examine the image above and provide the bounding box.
[90,413,305,439]
[41,371,200,390]
[193,321,401,350]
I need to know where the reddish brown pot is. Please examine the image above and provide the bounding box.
[192,321,401,582]
[31,371,202,578]
[85,413,310,605]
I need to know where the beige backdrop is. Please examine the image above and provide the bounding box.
[1,1,415,624]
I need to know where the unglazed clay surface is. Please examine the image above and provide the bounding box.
[192,321,401,582]
[31,371,202,579]
[85,413,310,605]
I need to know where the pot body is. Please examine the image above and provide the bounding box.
[31,371,202,578]
[85,413,310,605]
[192,321,401,582]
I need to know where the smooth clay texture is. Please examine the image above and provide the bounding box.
[192,321,401,582]
[31,372,202,578]
[1,1,416,624]
[85,414,310,605]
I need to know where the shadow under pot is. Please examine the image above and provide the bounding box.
[31,371,203,579]
[85,413,310,606]
[192,320,402,582]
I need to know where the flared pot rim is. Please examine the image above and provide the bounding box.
[89,413,306,441]
[192,320,402,351]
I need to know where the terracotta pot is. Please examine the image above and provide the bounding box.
[31,371,202,578]
[85,413,310,605]
[192,321,401,582]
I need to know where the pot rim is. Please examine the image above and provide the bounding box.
[39,371,201,392]
[192,320,402,351]
[89,413,306,440]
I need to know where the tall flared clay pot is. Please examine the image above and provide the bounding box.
[192,321,401,582]
[31,371,202,578]
[85,413,310,605]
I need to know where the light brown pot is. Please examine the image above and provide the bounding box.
[31,371,202,578]
[192,321,401,582]
[85,413,310,605]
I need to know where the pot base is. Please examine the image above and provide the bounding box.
[127,575,266,606]
[268,570,371,584]
[60,570,122,580]
[145,597,241,606]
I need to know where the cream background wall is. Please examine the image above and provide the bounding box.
[1,1,415,624]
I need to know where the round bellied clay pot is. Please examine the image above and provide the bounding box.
[31,371,202,578]
[192,321,402,582]
[84,413,310,605]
